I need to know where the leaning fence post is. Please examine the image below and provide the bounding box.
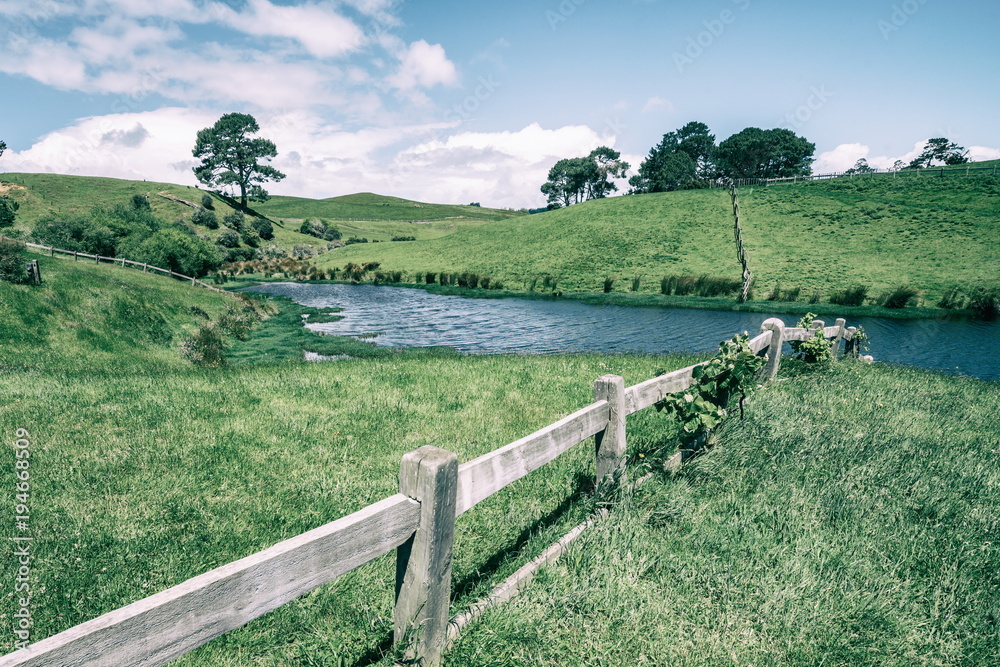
[593,375,626,496]
[395,445,458,667]
[831,318,847,360]
[760,318,785,380]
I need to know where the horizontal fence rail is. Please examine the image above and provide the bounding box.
[693,163,999,189]
[1,237,229,294]
[0,317,863,666]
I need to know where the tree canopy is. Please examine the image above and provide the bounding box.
[908,138,969,168]
[192,113,286,209]
[714,127,815,180]
[540,147,629,208]
[629,121,716,194]
[0,140,6,157]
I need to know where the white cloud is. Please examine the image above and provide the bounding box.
[811,143,870,173]
[209,0,365,59]
[388,40,458,90]
[968,146,1000,162]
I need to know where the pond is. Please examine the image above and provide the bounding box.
[246,283,1000,381]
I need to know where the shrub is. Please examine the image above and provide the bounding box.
[937,286,965,309]
[0,196,19,228]
[250,218,273,240]
[240,227,260,248]
[133,229,221,277]
[425,272,436,284]
[968,287,999,319]
[191,207,217,228]
[225,247,255,263]
[880,285,919,309]
[0,238,29,284]
[345,237,368,245]
[131,194,150,211]
[808,291,822,304]
[323,227,341,241]
[630,275,642,292]
[180,322,226,366]
[201,194,214,210]
[216,229,240,248]
[829,284,868,307]
[218,303,262,340]
[790,313,832,363]
[391,235,416,242]
[480,276,492,289]
[291,244,316,259]
[223,210,245,231]
[391,271,404,283]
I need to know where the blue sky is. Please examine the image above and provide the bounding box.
[1,0,998,207]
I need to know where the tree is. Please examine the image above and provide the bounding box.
[0,196,17,228]
[192,113,286,209]
[0,140,6,157]
[674,121,716,179]
[715,127,815,180]
[845,158,876,175]
[908,138,969,168]
[629,121,715,194]
[540,147,629,207]
[586,147,629,199]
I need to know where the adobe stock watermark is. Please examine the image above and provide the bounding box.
[673,0,751,74]
[779,85,833,131]
[443,75,502,124]
[877,0,930,40]
[11,428,33,650]
[546,0,586,31]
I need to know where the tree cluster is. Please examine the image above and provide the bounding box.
[540,147,630,208]
[908,138,969,168]
[629,123,815,194]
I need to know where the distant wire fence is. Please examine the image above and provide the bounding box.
[2,236,230,295]
[717,163,1000,189]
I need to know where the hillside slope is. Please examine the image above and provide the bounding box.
[255,191,524,223]
[319,175,1000,300]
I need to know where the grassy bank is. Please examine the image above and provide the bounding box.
[320,175,1000,306]
[448,360,1000,665]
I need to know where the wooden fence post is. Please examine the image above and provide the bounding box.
[845,326,858,358]
[395,446,458,666]
[831,318,847,360]
[74,251,78,261]
[593,375,626,496]
[759,318,785,380]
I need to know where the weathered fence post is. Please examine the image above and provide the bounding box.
[593,375,626,496]
[74,251,78,261]
[395,445,458,666]
[759,318,785,380]
[831,318,847,360]
[845,326,858,358]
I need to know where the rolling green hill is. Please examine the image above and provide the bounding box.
[255,191,524,223]
[318,174,1000,302]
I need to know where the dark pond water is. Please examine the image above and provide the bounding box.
[247,283,1000,381]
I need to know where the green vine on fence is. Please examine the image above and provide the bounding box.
[654,333,765,449]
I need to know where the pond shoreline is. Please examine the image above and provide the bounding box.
[226,277,981,322]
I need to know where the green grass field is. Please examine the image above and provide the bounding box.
[319,174,1000,305]
[2,188,998,665]
[254,191,524,223]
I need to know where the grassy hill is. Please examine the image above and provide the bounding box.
[319,174,1000,303]
[0,174,521,251]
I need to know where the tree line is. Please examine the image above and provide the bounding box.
[540,122,972,208]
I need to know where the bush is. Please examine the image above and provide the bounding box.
[391,235,416,242]
[880,285,919,309]
[630,276,642,292]
[31,216,116,256]
[180,322,226,366]
[829,284,868,307]
[241,227,260,248]
[938,286,965,309]
[0,238,29,284]
[225,247,255,263]
[968,287,999,319]
[291,244,316,259]
[201,194,214,210]
[250,218,273,240]
[191,207,217,228]
[345,237,368,245]
[323,227,341,241]
[425,272,436,284]
[0,196,19,228]
[132,229,221,277]
[223,210,245,231]
[216,229,240,248]
[131,194,150,212]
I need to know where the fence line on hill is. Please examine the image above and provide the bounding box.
[718,163,999,189]
[2,236,229,294]
[0,317,863,667]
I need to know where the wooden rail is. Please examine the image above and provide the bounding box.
[0,317,862,666]
[2,237,229,294]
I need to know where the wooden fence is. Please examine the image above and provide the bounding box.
[3,237,229,294]
[0,317,862,667]
[719,163,1000,189]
